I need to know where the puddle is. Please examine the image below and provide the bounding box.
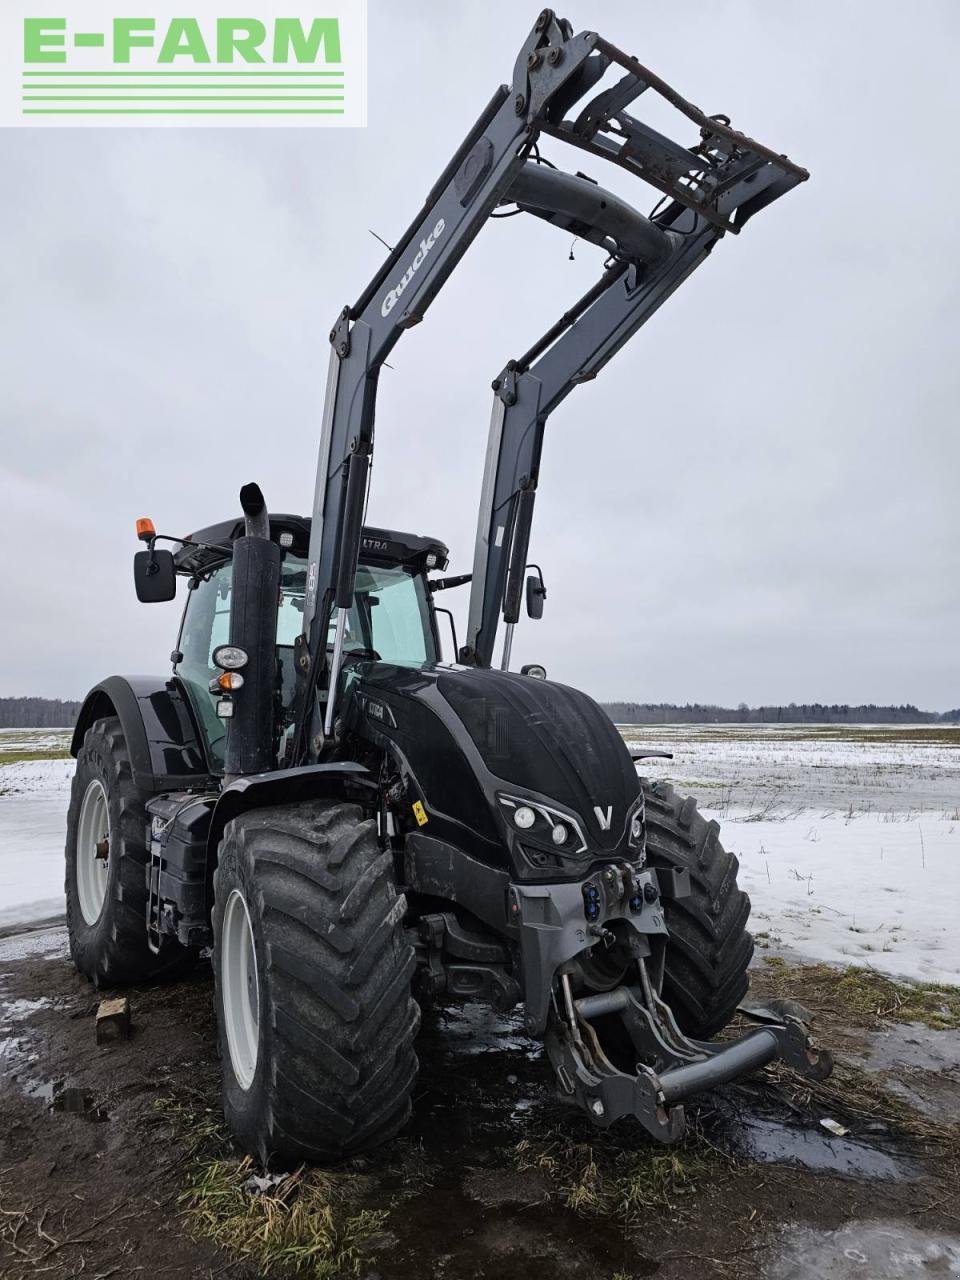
[764,1220,960,1279]
[730,1113,907,1179]
[859,1022,960,1074]
[24,1078,109,1121]
[429,1002,540,1059]
[405,1000,551,1162]
[845,1022,960,1123]
[0,994,53,1064]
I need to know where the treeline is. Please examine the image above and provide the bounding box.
[602,702,960,725]
[2,695,958,731]
[0,697,83,729]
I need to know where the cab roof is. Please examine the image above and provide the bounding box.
[173,514,448,577]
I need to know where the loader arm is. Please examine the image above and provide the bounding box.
[294,7,807,756]
[461,159,789,668]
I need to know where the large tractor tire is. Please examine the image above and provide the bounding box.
[66,716,193,985]
[212,800,419,1165]
[642,779,753,1038]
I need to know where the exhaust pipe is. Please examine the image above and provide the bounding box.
[222,483,281,778]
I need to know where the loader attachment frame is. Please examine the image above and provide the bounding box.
[547,964,832,1142]
[293,6,807,753]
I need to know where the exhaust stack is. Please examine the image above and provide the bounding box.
[222,483,281,778]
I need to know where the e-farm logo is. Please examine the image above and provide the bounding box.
[0,1,366,127]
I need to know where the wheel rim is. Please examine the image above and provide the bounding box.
[76,779,110,926]
[221,888,260,1090]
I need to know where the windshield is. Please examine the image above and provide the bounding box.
[277,559,435,665]
[176,555,435,774]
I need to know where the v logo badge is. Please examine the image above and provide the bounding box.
[593,805,613,831]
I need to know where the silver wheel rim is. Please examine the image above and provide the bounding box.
[76,779,110,926]
[221,888,260,1090]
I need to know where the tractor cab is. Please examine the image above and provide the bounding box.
[169,514,447,773]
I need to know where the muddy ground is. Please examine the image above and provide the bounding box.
[2,920,959,1280]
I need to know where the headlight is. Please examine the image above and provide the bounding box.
[212,644,248,671]
[498,794,587,856]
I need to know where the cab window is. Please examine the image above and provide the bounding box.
[175,561,233,771]
[175,554,435,773]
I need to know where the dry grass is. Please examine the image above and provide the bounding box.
[514,1131,729,1225]
[757,957,960,1030]
[0,748,71,764]
[181,1157,387,1278]
[760,1057,960,1159]
[155,1096,391,1278]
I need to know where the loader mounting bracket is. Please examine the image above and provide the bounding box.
[546,965,832,1142]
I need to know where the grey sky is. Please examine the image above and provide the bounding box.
[1,1,957,708]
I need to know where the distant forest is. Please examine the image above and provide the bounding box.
[1,695,958,731]
[602,702,960,725]
[0,698,82,728]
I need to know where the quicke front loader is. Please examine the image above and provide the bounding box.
[66,9,831,1163]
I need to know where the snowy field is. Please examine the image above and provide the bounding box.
[622,724,960,985]
[0,730,73,928]
[1,724,959,986]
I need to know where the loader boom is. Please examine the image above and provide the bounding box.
[295,7,807,756]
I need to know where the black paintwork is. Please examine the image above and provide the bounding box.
[70,675,213,792]
[342,660,641,883]
[174,514,447,578]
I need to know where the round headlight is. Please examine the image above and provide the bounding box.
[513,805,536,830]
[213,644,248,671]
[551,823,568,846]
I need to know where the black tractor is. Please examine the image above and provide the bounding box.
[66,9,830,1164]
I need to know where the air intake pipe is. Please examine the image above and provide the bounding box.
[505,163,674,267]
[223,483,281,778]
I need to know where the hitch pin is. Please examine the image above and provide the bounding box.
[560,972,585,1049]
[637,955,657,1011]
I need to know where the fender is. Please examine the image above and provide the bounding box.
[71,675,212,791]
[206,761,372,863]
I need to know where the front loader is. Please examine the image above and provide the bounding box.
[66,9,830,1164]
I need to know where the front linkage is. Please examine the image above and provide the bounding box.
[512,861,832,1141]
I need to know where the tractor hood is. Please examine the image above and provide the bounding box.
[348,662,642,876]
[435,668,641,850]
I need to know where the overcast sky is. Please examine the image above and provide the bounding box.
[1,1,957,709]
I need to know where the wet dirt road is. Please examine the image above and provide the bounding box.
[1,919,959,1279]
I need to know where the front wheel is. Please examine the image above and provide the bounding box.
[212,801,420,1165]
[642,779,753,1038]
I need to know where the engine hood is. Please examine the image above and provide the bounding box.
[433,667,641,853]
[346,660,643,877]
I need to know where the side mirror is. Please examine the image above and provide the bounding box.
[525,573,546,620]
[134,548,176,603]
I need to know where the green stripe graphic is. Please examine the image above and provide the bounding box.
[23,108,346,114]
[23,85,341,91]
[23,95,345,101]
[21,69,345,76]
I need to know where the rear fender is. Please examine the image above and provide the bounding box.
[71,676,211,791]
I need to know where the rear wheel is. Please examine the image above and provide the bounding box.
[212,800,419,1165]
[66,716,193,985]
[642,779,753,1037]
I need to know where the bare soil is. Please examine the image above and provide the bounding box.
[2,919,959,1280]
